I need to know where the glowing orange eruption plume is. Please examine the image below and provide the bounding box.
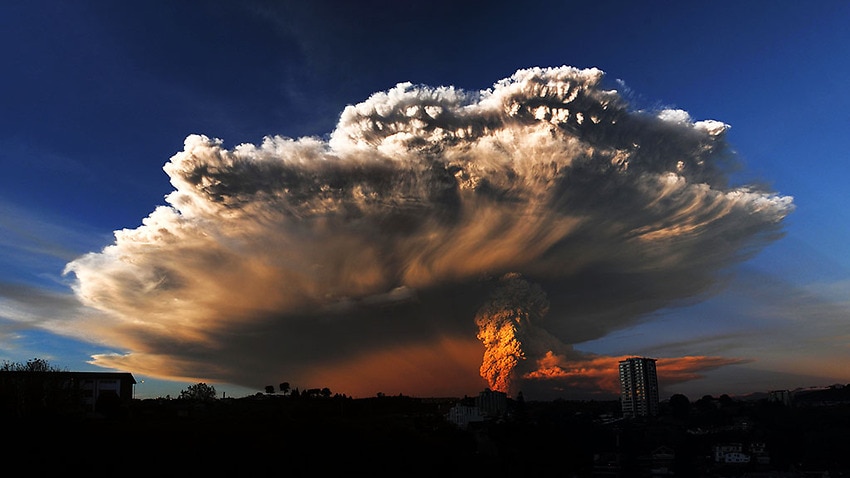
[475,273,549,396]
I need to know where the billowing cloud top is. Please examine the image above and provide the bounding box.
[64,66,793,398]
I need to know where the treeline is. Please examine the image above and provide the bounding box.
[0,358,83,419]
[258,381,335,399]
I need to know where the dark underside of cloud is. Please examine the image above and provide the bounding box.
[63,66,793,398]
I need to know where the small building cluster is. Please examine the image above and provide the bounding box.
[713,442,770,465]
[444,388,508,429]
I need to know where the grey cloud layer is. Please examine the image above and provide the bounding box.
[63,67,793,396]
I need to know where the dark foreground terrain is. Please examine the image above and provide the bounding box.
[5,392,850,477]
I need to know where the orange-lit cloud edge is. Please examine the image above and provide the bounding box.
[524,351,749,397]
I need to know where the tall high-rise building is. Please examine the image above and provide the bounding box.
[619,357,659,417]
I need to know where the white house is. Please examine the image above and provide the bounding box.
[445,404,483,429]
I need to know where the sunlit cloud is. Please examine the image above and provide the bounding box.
[56,66,792,397]
[524,352,748,397]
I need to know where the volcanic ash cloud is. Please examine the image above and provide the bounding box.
[63,66,794,397]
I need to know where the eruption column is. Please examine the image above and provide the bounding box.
[475,273,549,396]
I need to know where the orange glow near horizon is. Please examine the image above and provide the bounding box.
[524,351,749,394]
[299,336,487,398]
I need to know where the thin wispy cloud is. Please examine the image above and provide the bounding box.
[0,201,106,266]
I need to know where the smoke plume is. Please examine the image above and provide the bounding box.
[61,66,793,397]
[474,273,551,395]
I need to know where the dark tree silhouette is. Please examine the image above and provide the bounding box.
[669,393,691,421]
[265,385,275,394]
[179,382,217,401]
[1,358,63,372]
[0,357,80,418]
[279,382,290,395]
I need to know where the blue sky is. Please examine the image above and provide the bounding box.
[1,0,848,400]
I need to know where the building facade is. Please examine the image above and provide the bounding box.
[619,357,659,417]
[74,372,136,412]
[0,371,136,416]
[445,404,484,429]
[768,389,793,406]
[476,388,507,417]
